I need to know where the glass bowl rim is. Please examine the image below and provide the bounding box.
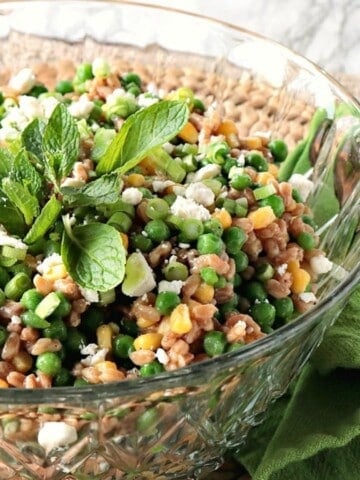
[0,0,359,403]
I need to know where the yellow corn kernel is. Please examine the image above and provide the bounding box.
[268,163,279,177]
[217,119,238,138]
[256,172,276,185]
[212,208,232,229]
[12,352,33,373]
[134,333,163,351]
[0,379,9,389]
[178,122,199,144]
[248,206,276,230]
[243,137,263,150]
[137,316,159,329]
[96,361,118,373]
[120,232,129,250]
[96,325,113,350]
[193,283,215,304]
[169,304,192,335]
[43,264,68,281]
[139,156,157,175]
[287,260,300,274]
[291,268,311,294]
[127,173,145,187]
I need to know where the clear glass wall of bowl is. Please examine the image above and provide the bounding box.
[0,2,359,479]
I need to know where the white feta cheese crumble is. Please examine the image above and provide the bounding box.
[41,96,60,118]
[170,196,211,221]
[137,94,159,108]
[156,348,169,365]
[158,280,184,295]
[68,95,94,119]
[276,264,288,276]
[80,343,98,356]
[79,287,99,304]
[106,88,134,104]
[310,255,333,275]
[81,346,109,366]
[163,142,175,154]
[122,188,143,205]
[179,243,190,249]
[60,178,86,188]
[191,164,221,182]
[18,95,43,119]
[228,166,245,179]
[0,227,27,250]
[237,153,246,166]
[38,422,77,453]
[37,253,63,275]
[10,315,22,325]
[298,292,317,303]
[152,179,175,192]
[185,182,215,207]
[288,174,314,201]
[9,68,36,94]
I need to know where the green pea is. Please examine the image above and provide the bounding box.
[268,139,288,162]
[297,232,316,251]
[0,289,6,307]
[232,251,249,273]
[53,292,72,318]
[200,267,218,286]
[163,194,176,206]
[146,198,170,220]
[74,378,89,387]
[66,328,87,353]
[139,361,164,377]
[155,291,181,316]
[119,317,139,337]
[222,158,237,175]
[255,263,275,282]
[107,211,132,233]
[36,352,62,376]
[163,262,189,281]
[131,233,153,253]
[230,174,252,190]
[245,151,268,172]
[243,281,267,303]
[44,318,68,342]
[272,297,294,321]
[219,301,238,317]
[259,194,285,218]
[28,84,48,97]
[113,334,135,359]
[222,198,237,215]
[0,91,3,105]
[0,326,8,346]
[223,227,247,255]
[138,188,153,199]
[55,80,74,95]
[136,407,158,433]
[302,215,317,230]
[179,218,204,241]
[53,368,73,387]
[126,82,141,96]
[75,63,94,83]
[144,219,170,242]
[21,311,50,329]
[197,233,224,255]
[193,97,205,112]
[203,331,228,357]
[214,276,227,289]
[233,273,242,288]
[249,302,276,331]
[121,72,141,87]
[203,218,223,237]
[4,273,32,301]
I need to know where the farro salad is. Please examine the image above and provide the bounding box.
[0,59,332,388]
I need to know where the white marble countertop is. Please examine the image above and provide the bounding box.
[137,0,359,75]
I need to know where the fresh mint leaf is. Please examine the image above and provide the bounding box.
[24,195,62,244]
[0,148,14,177]
[1,178,39,226]
[96,100,189,175]
[12,148,43,199]
[61,216,126,292]
[0,200,26,236]
[43,103,80,182]
[61,173,121,207]
[22,118,46,170]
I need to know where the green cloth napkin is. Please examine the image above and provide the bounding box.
[235,105,360,480]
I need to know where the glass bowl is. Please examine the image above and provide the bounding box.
[0,1,359,479]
